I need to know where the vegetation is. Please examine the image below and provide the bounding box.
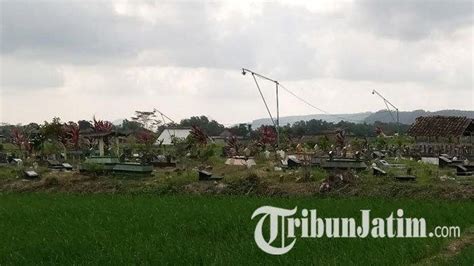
[0,114,415,162]
[178,115,225,136]
[131,110,161,132]
[0,194,472,265]
[0,114,470,264]
[281,119,410,138]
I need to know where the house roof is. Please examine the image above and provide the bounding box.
[155,128,192,145]
[407,116,473,138]
[80,130,128,138]
[219,129,234,138]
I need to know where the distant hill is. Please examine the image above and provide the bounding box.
[364,109,474,125]
[251,112,372,128]
[251,109,474,127]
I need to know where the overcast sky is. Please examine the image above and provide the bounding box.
[0,0,473,125]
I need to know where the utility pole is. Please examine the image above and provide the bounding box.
[154,108,176,138]
[153,108,175,124]
[275,81,280,148]
[372,90,400,135]
[242,68,280,148]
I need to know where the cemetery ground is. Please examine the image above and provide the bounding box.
[0,152,473,264]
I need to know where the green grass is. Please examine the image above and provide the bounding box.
[0,143,19,153]
[448,245,474,265]
[0,194,472,265]
[0,166,17,179]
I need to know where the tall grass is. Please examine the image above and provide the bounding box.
[0,194,472,265]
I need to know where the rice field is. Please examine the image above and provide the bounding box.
[0,194,472,265]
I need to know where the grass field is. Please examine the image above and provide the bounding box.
[0,193,472,265]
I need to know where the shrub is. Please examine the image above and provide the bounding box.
[311,168,328,181]
[198,145,215,162]
[80,163,107,176]
[0,166,15,179]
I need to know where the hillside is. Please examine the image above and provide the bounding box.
[251,109,474,127]
[364,109,474,124]
[251,112,372,128]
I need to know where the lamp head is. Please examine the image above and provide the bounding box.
[242,69,246,75]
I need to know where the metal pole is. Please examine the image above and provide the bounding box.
[251,73,276,127]
[154,108,175,124]
[276,82,280,148]
[396,108,400,135]
[243,68,281,148]
[372,89,400,135]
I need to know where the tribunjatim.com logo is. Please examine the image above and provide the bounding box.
[251,206,461,255]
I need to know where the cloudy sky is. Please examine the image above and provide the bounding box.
[0,0,472,125]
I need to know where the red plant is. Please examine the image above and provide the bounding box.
[224,136,241,156]
[11,128,25,148]
[136,130,156,146]
[63,122,80,149]
[226,136,240,151]
[190,125,208,145]
[11,127,31,152]
[258,126,277,145]
[93,116,113,133]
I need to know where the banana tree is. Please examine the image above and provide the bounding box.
[11,128,29,157]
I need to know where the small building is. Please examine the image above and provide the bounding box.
[211,129,244,144]
[407,116,473,157]
[155,127,192,145]
[80,130,129,156]
[219,129,234,139]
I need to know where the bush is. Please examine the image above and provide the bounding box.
[0,166,16,179]
[80,163,107,176]
[227,172,261,195]
[198,145,215,162]
[311,168,328,181]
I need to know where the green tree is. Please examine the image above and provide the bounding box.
[42,117,64,141]
[179,116,224,136]
[131,110,161,132]
[120,119,144,134]
[78,120,93,131]
[229,124,251,137]
[318,136,331,152]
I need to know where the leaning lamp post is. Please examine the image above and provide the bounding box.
[372,89,400,135]
[242,68,280,148]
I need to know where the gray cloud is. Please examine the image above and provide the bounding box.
[0,0,472,124]
[2,1,471,76]
[1,0,143,62]
[1,1,322,78]
[354,0,473,41]
[0,57,64,90]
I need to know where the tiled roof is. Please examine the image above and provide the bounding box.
[407,116,472,138]
[80,130,128,138]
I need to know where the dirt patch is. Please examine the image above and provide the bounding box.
[0,172,123,194]
[415,227,474,265]
[184,182,228,194]
[0,170,472,200]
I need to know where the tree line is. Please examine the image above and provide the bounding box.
[1,114,409,143]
